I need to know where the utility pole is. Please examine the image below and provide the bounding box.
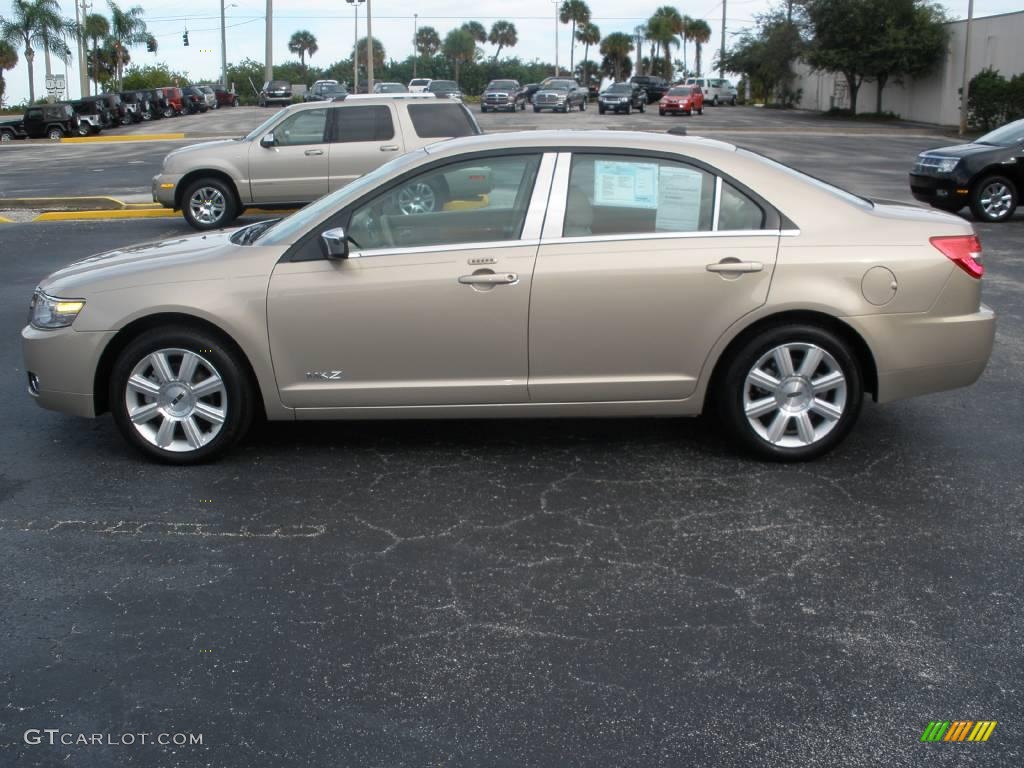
[413,13,418,78]
[264,0,273,87]
[220,0,228,88]
[74,0,86,98]
[719,0,726,79]
[553,0,559,76]
[366,0,375,91]
[958,0,974,136]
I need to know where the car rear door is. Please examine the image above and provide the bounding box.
[327,104,402,194]
[528,151,781,403]
[248,107,330,203]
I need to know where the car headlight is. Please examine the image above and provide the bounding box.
[619,97,629,102]
[935,157,959,173]
[29,290,85,330]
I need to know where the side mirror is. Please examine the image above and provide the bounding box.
[321,227,351,260]
[260,132,276,148]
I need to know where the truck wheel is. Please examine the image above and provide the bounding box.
[77,123,91,137]
[47,127,64,141]
[1,130,13,142]
[182,178,239,231]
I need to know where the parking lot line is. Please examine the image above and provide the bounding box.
[61,133,186,143]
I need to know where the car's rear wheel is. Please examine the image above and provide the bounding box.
[533,106,540,112]
[969,175,1017,223]
[639,100,645,113]
[77,123,91,136]
[712,95,719,106]
[1,130,13,142]
[182,178,238,230]
[110,328,254,464]
[47,127,64,141]
[717,324,863,461]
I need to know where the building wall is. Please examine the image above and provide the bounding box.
[792,10,1024,126]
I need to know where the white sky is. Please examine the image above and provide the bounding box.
[1,0,1019,103]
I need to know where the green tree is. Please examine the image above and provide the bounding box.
[633,25,646,76]
[356,36,385,73]
[576,21,600,88]
[121,62,189,90]
[444,27,476,85]
[1,0,69,103]
[287,30,318,70]
[107,1,150,89]
[0,39,17,106]
[718,11,801,104]
[678,15,693,77]
[559,0,591,76]
[688,18,711,77]
[415,26,441,58]
[868,0,948,113]
[82,12,109,94]
[599,31,633,82]
[488,20,517,62]
[647,6,682,80]
[461,21,487,44]
[803,0,887,114]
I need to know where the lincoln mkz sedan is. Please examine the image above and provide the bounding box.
[22,131,995,463]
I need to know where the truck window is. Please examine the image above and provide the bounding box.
[407,103,481,138]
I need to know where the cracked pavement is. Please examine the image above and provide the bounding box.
[1,122,1022,766]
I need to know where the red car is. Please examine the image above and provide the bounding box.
[156,86,184,117]
[659,85,704,116]
[212,86,239,107]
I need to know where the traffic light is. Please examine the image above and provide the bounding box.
[146,38,155,53]
[182,31,189,47]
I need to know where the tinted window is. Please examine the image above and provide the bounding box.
[718,182,766,230]
[273,108,328,146]
[408,104,480,138]
[332,105,394,142]
[428,81,457,91]
[607,84,631,93]
[26,109,42,120]
[667,87,689,96]
[564,154,714,237]
[488,81,517,90]
[348,154,542,251]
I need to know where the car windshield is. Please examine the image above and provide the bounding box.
[976,120,1024,147]
[377,84,406,92]
[410,79,430,86]
[254,149,430,246]
[546,84,570,91]
[667,87,689,96]
[243,110,288,141]
[428,81,456,91]
[606,84,631,93]
[488,81,517,90]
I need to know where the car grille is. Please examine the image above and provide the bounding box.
[537,94,559,104]
[485,94,510,105]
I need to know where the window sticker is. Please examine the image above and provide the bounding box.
[655,165,704,231]
[593,160,659,209]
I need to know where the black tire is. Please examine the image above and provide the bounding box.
[639,100,645,113]
[731,96,737,106]
[712,95,719,106]
[163,106,175,118]
[181,177,239,231]
[969,175,1018,223]
[1,130,14,142]
[716,324,863,462]
[599,106,606,114]
[481,105,488,113]
[77,123,91,137]
[110,326,255,464]
[580,99,586,111]
[625,103,631,115]
[533,105,540,113]
[659,109,665,116]
[47,126,64,141]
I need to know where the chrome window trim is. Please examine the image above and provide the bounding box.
[542,152,573,240]
[539,230,786,247]
[521,153,558,241]
[350,239,542,259]
[712,176,723,231]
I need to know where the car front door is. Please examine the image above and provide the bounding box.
[528,151,781,403]
[266,151,555,410]
[327,104,402,194]
[248,107,330,204]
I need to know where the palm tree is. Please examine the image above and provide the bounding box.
[688,18,712,77]
[287,30,318,70]
[576,22,600,88]
[443,27,476,85]
[633,24,646,76]
[1,0,68,103]
[678,15,693,78]
[356,36,385,73]
[414,26,441,58]
[460,21,487,44]
[107,1,149,90]
[31,0,73,87]
[559,0,590,76]
[0,40,18,106]
[648,6,682,80]
[82,12,108,94]
[488,20,517,62]
[599,32,633,82]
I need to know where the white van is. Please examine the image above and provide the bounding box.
[684,77,738,106]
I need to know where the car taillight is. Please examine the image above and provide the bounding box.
[930,234,983,279]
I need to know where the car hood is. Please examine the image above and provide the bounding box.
[39,230,278,298]
[163,138,245,166]
[536,89,568,97]
[920,142,1000,159]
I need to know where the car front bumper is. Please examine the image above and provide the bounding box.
[599,101,631,111]
[152,173,182,208]
[22,324,117,418]
[909,172,972,207]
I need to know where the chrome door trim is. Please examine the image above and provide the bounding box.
[538,230,785,247]
[349,239,542,260]
[712,175,723,231]
[541,152,573,241]
[520,152,558,241]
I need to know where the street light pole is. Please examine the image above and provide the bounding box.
[413,13,418,78]
[958,0,975,137]
[719,0,726,79]
[346,0,364,92]
[264,0,273,86]
[220,0,227,88]
[553,0,559,76]
[366,0,375,92]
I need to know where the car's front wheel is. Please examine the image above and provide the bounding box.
[47,127,64,141]
[969,175,1018,222]
[182,178,239,230]
[110,328,254,464]
[717,324,863,461]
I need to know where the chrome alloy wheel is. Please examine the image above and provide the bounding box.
[124,348,227,452]
[979,181,1013,219]
[188,186,227,225]
[743,343,847,448]
[397,182,437,215]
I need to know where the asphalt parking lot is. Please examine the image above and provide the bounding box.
[1,108,1021,767]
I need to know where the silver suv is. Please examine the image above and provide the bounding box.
[152,97,482,229]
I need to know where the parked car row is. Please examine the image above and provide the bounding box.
[0,85,238,142]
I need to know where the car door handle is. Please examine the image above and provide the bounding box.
[458,272,519,285]
[706,260,764,274]
[304,149,323,156]
[379,144,400,152]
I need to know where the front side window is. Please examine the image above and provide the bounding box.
[273,108,327,146]
[563,154,714,237]
[332,105,394,143]
[348,154,542,251]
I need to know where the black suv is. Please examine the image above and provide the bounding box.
[629,75,669,104]
[0,104,79,141]
[98,93,129,125]
[598,82,647,114]
[182,86,209,113]
[910,118,1023,223]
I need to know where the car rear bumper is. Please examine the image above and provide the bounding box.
[909,173,971,207]
[844,302,995,404]
[22,325,117,418]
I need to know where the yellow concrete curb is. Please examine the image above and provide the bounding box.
[0,195,128,210]
[34,209,179,221]
[61,133,186,143]
[0,215,14,223]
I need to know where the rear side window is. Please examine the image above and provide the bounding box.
[718,182,766,230]
[408,104,480,138]
[332,105,394,143]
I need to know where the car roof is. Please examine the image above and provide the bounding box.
[422,130,736,158]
